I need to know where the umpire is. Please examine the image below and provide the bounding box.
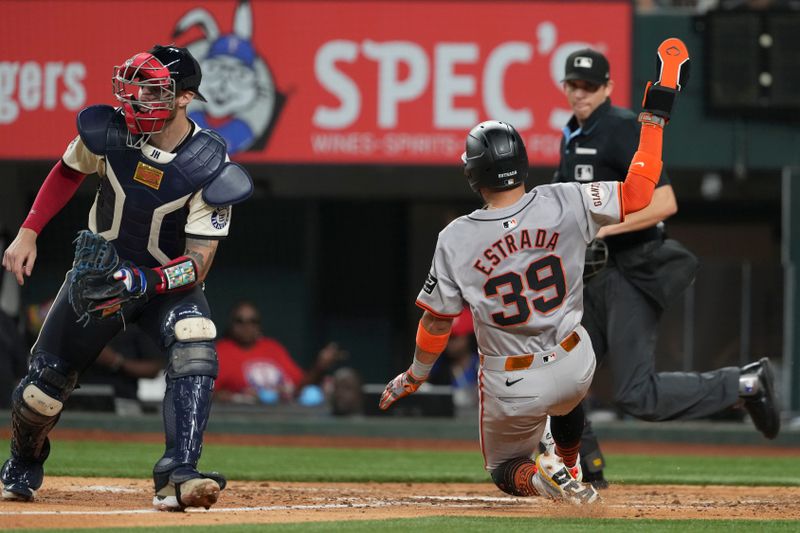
[553,48,780,488]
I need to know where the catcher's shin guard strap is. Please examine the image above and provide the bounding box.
[416,321,450,354]
[154,256,198,293]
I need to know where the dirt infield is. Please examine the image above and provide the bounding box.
[1,430,799,529]
[1,478,799,529]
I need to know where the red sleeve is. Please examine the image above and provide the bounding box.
[265,339,305,387]
[214,339,237,392]
[22,160,86,234]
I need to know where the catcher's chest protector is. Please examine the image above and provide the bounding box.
[77,106,227,268]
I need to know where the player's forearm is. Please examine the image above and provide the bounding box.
[410,312,454,378]
[598,185,677,238]
[22,160,86,234]
[619,120,664,216]
[184,237,219,281]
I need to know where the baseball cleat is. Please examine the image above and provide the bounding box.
[741,357,780,440]
[1,457,44,502]
[534,452,600,505]
[153,469,227,511]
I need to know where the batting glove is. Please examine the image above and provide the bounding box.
[379,370,425,410]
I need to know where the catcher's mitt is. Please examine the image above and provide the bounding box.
[67,230,130,325]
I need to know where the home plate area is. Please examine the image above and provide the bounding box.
[1,478,799,529]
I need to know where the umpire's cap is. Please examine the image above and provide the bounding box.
[149,44,207,102]
[462,121,528,193]
[562,48,610,86]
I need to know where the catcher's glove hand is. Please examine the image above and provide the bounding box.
[379,370,425,410]
[68,231,158,325]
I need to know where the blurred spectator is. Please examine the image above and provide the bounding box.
[215,300,347,405]
[427,307,479,408]
[329,367,364,416]
[81,325,166,415]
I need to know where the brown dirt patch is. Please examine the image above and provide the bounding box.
[1,478,798,530]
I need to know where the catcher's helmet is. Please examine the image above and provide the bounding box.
[462,121,528,193]
[112,45,207,147]
[148,45,207,102]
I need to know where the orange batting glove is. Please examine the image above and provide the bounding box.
[379,370,425,410]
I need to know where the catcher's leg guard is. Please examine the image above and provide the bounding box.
[490,457,541,497]
[2,353,78,501]
[153,310,224,511]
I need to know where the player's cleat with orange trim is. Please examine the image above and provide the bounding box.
[640,37,690,124]
[740,357,780,440]
[534,452,600,504]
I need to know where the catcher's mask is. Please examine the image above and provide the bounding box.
[113,52,175,148]
[112,45,206,149]
[462,120,528,194]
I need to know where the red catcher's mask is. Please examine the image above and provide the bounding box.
[112,52,176,147]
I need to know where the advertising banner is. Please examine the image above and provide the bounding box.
[0,1,631,165]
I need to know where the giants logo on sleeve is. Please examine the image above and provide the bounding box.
[422,273,438,294]
[584,182,606,207]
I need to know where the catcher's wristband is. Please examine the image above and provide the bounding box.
[152,256,198,293]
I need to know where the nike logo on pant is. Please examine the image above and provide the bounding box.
[505,377,523,386]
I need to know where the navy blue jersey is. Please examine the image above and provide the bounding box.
[63,107,234,267]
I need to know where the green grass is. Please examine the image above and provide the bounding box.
[1,439,798,486]
[9,517,800,533]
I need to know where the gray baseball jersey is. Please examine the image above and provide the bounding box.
[417,182,621,356]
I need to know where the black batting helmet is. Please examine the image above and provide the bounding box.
[462,121,528,193]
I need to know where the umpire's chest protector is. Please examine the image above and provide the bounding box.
[76,105,250,267]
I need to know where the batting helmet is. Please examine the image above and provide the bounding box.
[462,121,528,193]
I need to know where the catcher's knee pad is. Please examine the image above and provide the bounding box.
[490,457,539,497]
[10,353,77,461]
[163,305,218,379]
[16,353,78,420]
[161,303,217,346]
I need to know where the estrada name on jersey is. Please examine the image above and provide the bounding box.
[417,182,621,357]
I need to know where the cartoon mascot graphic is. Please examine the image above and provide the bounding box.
[173,0,285,154]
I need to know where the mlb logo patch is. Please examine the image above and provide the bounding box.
[542,353,557,363]
[502,218,518,230]
[574,56,593,69]
[575,164,594,182]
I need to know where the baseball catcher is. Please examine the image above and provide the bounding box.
[1,45,249,511]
